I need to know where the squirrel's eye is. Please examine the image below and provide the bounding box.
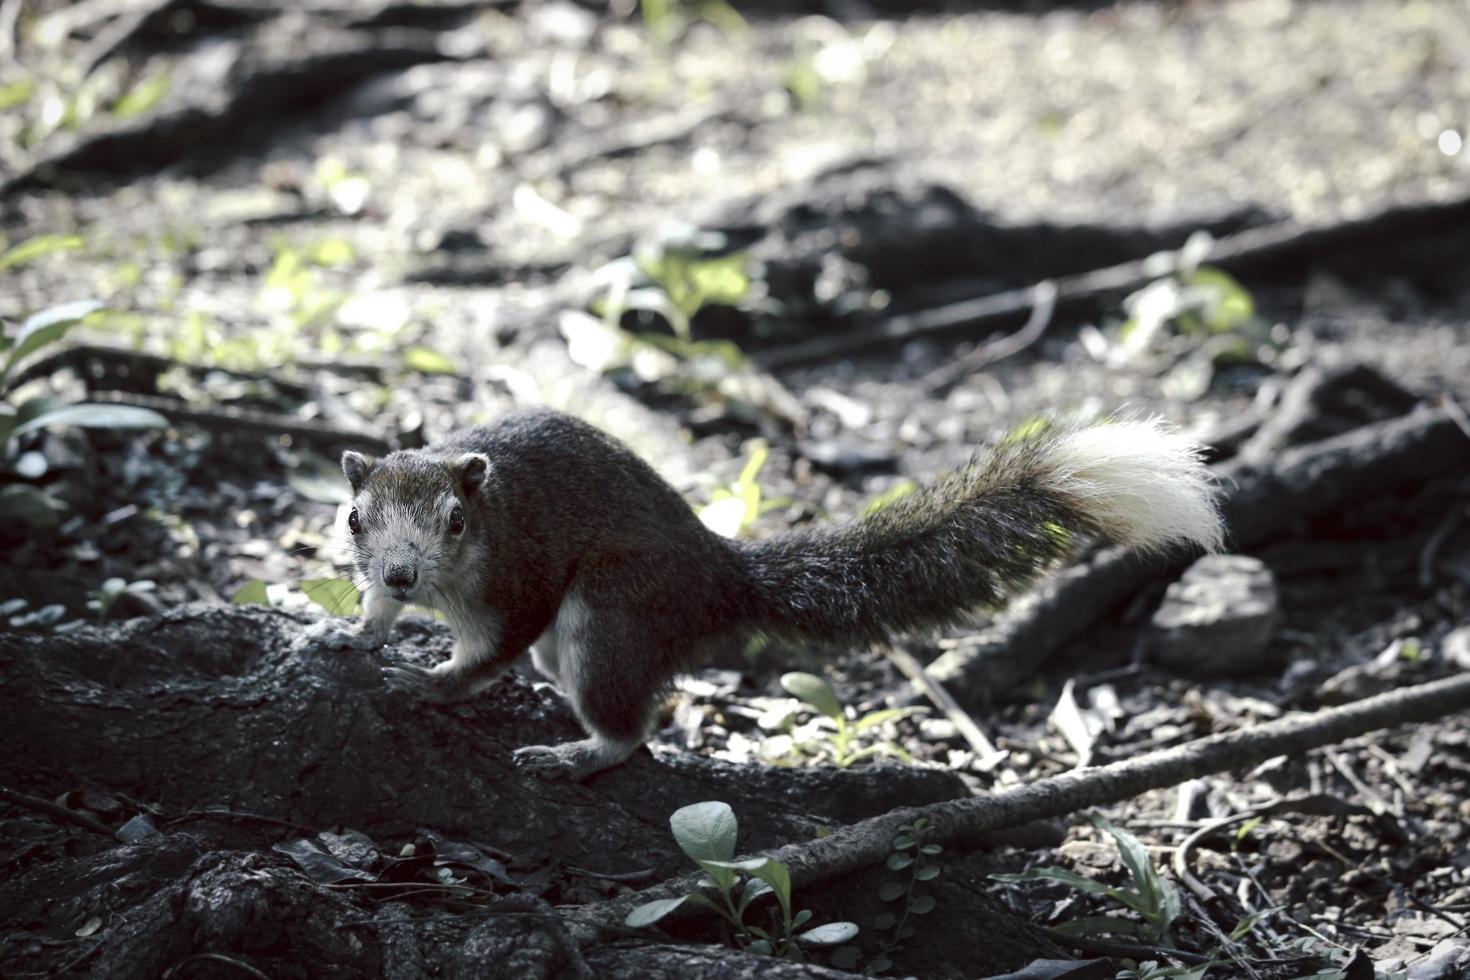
[448,505,464,536]
[347,509,361,535]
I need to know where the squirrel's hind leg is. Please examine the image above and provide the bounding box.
[514,595,668,780]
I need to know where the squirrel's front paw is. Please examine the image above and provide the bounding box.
[303,619,381,651]
[512,745,579,779]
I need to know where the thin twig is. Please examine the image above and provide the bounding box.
[881,644,1007,771]
[163,952,271,980]
[1417,509,1464,588]
[1043,929,1212,965]
[0,786,119,840]
[1172,812,1258,903]
[920,280,1058,396]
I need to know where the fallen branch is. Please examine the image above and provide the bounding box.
[920,404,1470,707]
[753,192,1470,369]
[87,391,391,454]
[571,671,1470,943]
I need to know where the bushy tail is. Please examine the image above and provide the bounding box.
[740,419,1223,646]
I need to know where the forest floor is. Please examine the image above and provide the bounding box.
[3,1,1470,977]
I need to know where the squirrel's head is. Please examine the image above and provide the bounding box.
[338,448,491,606]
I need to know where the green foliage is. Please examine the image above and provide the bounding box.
[0,78,35,111]
[991,812,1182,946]
[86,577,155,623]
[625,801,858,962]
[302,577,361,616]
[111,69,172,118]
[862,479,918,517]
[1,299,169,528]
[697,441,789,538]
[640,0,748,44]
[768,672,925,768]
[1117,232,1278,400]
[2,597,84,634]
[835,815,944,974]
[0,234,85,271]
[402,346,456,376]
[232,580,271,606]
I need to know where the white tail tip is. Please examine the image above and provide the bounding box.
[1040,419,1226,554]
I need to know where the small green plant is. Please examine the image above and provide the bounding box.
[639,0,748,44]
[1,597,84,634]
[1,296,169,527]
[626,801,857,962]
[597,227,754,344]
[834,815,943,973]
[86,577,155,623]
[300,577,361,616]
[1117,232,1276,400]
[696,442,790,538]
[771,672,925,768]
[991,812,1182,946]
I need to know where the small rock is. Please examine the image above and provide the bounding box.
[1149,554,1281,677]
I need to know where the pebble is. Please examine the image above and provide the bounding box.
[1149,554,1281,677]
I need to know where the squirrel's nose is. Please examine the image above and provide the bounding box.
[383,562,417,589]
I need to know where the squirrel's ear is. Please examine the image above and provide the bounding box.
[453,453,491,494]
[341,451,376,494]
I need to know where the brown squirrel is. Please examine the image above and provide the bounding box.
[308,408,1223,780]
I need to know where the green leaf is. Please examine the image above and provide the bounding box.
[749,857,791,921]
[780,672,843,722]
[625,895,689,928]
[301,578,360,616]
[914,864,941,881]
[869,955,893,973]
[746,939,773,956]
[872,912,896,931]
[891,834,917,850]
[0,78,34,111]
[402,346,457,375]
[829,947,861,971]
[0,235,84,272]
[738,877,773,914]
[232,580,270,605]
[0,483,68,527]
[886,852,913,871]
[670,801,738,879]
[989,867,1119,899]
[112,69,171,118]
[2,299,103,386]
[1090,813,1161,912]
[862,478,919,517]
[909,895,936,914]
[9,402,168,441]
[920,844,942,855]
[1051,915,1147,938]
[796,921,858,945]
[854,707,925,732]
[877,880,905,902]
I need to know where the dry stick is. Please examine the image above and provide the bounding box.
[920,405,1470,708]
[570,672,1470,943]
[753,193,1470,370]
[85,390,392,454]
[881,645,1006,769]
[0,786,120,840]
[919,280,1058,397]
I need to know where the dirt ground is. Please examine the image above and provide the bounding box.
[2,0,1469,977]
